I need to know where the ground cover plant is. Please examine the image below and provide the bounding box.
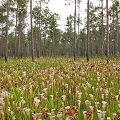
[0,57,120,120]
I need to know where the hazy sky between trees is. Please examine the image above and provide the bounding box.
[32,0,112,31]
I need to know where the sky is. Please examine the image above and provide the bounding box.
[33,0,112,31]
[0,0,112,32]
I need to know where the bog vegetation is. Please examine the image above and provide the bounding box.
[0,58,120,120]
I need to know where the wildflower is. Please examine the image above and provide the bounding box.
[1,91,10,98]
[119,90,120,95]
[100,87,102,92]
[95,102,100,107]
[85,100,91,107]
[65,117,71,120]
[102,101,107,110]
[49,115,55,120]
[112,113,117,119]
[11,111,14,115]
[98,77,100,81]
[12,116,16,120]
[65,84,68,89]
[86,82,91,88]
[19,99,26,107]
[115,95,119,101]
[61,95,66,101]
[101,111,106,118]
[118,104,120,108]
[23,71,26,77]
[89,94,94,100]
[107,117,111,120]
[0,109,4,115]
[77,100,81,107]
[0,98,5,107]
[57,112,62,118]
[101,94,104,100]
[23,108,30,115]
[78,92,82,99]
[50,95,54,100]
[92,87,94,91]
[65,106,70,110]
[83,111,87,120]
[97,112,102,120]
[34,97,40,107]
[32,114,37,120]
[43,88,47,94]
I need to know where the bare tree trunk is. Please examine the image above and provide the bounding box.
[1,23,4,57]
[43,32,46,57]
[91,23,94,57]
[87,0,90,62]
[35,24,38,56]
[30,0,34,61]
[106,0,109,64]
[15,5,18,58]
[38,1,41,58]
[5,0,10,63]
[51,39,54,56]
[18,11,22,58]
[112,3,115,56]
[37,24,40,58]
[21,31,23,58]
[101,0,104,56]
[73,0,76,61]
[70,32,72,56]
[116,9,119,56]
[77,1,80,56]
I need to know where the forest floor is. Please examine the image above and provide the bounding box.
[0,57,120,120]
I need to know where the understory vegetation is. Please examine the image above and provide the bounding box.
[0,58,120,120]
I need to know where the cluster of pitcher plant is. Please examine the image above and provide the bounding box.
[0,58,120,119]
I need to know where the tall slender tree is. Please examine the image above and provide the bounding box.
[87,0,90,62]
[30,0,34,61]
[106,0,109,63]
[18,8,22,58]
[14,4,18,58]
[38,1,41,58]
[5,0,10,63]
[115,0,119,56]
[101,0,104,56]
[77,0,81,56]
[74,0,76,61]
[112,0,115,56]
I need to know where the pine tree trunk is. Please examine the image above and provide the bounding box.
[74,0,76,61]
[101,0,104,56]
[116,10,119,56]
[106,0,109,64]
[5,0,10,63]
[30,0,34,61]
[112,4,115,56]
[38,1,41,58]
[18,11,22,58]
[21,31,23,58]
[37,24,40,58]
[87,0,90,62]
[1,23,4,57]
[43,32,46,57]
[15,5,18,58]
[77,1,80,56]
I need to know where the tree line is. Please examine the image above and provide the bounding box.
[0,0,120,63]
